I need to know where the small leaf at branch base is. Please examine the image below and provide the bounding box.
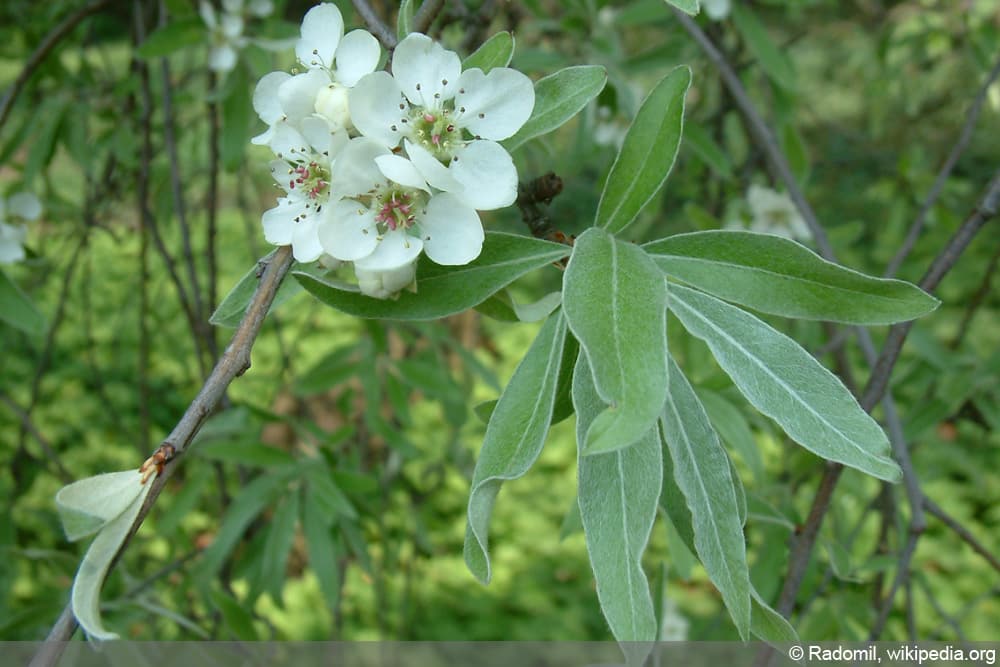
[574,355,660,660]
[668,284,902,481]
[663,0,700,15]
[68,470,155,641]
[465,313,568,583]
[596,66,691,234]
[563,228,668,454]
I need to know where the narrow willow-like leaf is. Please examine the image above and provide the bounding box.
[0,268,46,337]
[660,357,750,639]
[396,0,414,40]
[696,388,765,481]
[731,4,797,91]
[465,313,568,583]
[503,66,607,151]
[663,0,699,15]
[596,66,690,234]
[563,228,668,454]
[669,284,902,481]
[574,355,660,658]
[56,471,147,542]
[645,230,939,324]
[751,588,800,644]
[462,32,514,73]
[69,470,155,640]
[295,233,568,320]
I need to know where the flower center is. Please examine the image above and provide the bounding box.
[374,189,422,233]
[288,161,330,200]
[411,109,460,161]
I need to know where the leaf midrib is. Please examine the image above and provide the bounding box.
[656,254,921,307]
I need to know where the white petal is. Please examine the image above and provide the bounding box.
[248,0,273,16]
[375,155,428,191]
[454,67,535,140]
[220,12,244,39]
[335,30,381,87]
[208,45,238,72]
[354,229,423,271]
[449,140,517,210]
[355,261,416,299]
[418,193,484,265]
[253,71,291,124]
[199,1,217,29]
[329,137,389,197]
[392,33,461,109]
[405,139,460,192]
[222,0,243,13]
[291,215,324,262]
[317,199,379,261]
[277,69,329,125]
[262,198,306,245]
[300,116,340,155]
[0,222,27,264]
[251,124,275,146]
[8,192,42,221]
[349,72,407,148]
[313,83,352,132]
[269,123,311,161]
[296,3,344,69]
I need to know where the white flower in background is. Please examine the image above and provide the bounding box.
[350,32,533,210]
[316,137,485,297]
[200,0,273,73]
[261,123,348,262]
[746,184,810,240]
[251,3,380,147]
[0,192,42,264]
[702,0,731,21]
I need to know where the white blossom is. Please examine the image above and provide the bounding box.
[702,0,732,21]
[316,137,485,294]
[354,261,417,299]
[0,192,42,265]
[251,4,380,147]
[745,184,810,240]
[350,33,533,210]
[200,0,274,73]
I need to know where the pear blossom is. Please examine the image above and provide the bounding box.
[261,123,347,262]
[316,137,485,297]
[251,3,380,147]
[702,0,732,21]
[0,192,42,264]
[745,184,810,240]
[200,0,273,73]
[350,33,534,210]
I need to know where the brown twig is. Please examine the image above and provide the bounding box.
[884,53,1000,278]
[412,0,446,35]
[922,495,1000,575]
[29,245,294,661]
[0,0,112,133]
[949,240,1000,349]
[351,0,397,49]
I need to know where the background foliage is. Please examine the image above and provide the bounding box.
[2,0,999,642]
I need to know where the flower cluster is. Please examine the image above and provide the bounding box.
[0,192,42,265]
[253,3,534,298]
[727,184,809,241]
[200,0,274,73]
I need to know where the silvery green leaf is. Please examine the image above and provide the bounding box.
[465,313,568,583]
[663,0,699,15]
[669,284,902,481]
[0,269,46,337]
[751,588,800,644]
[563,228,668,454]
[574,354,659,659]
[69,470,155,640]
[660,357,750,639]
[696,388,765,481]
[503,66,607,151]
[596,66,690,234]
[56,471,149,542]
[645,230,939,325]
[463,32,514,73]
